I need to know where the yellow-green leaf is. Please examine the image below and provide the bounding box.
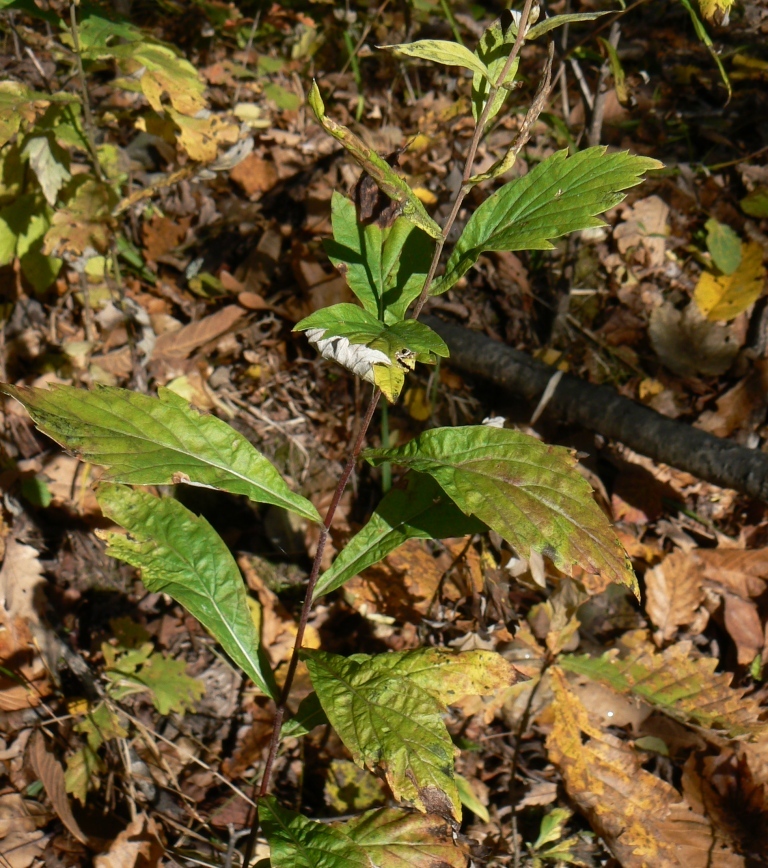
[693,242,766,321]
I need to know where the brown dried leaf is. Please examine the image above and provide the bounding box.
[614,195,669,268]
[141,215,191,263]
[649,302,740,377]
[28,731,89,846]
[151,305,245,360]
[723,593,764,665]
[93,812,164,868]
[230,153,278,196]
[546,668,744,867]
[645,551,706,643]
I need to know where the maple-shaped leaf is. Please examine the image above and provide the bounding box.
[365,426,637,596]
[0,383,319,523]
[302,647,521,819]
[75,703,127,752]
[546,667,745,867]
[560,630,768,739]
[134,654,205,715]
[260,795,467,868]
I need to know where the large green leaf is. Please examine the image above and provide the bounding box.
[381,39,490,79]
[431,148,662,295]
[365,426,637,596]
[302,648,520,819]
[324,193,434,323]
[1,384,320,523]
[314,473,486,599]
[97,484,277,699]
[560,631,768,739]
[260,796,467,868]
[308,83,441,240]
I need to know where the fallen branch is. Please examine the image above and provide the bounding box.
[423,316,768,501]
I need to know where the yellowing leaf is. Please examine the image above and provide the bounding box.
[168,109,240,162]
[261,796,468,868]
[302,647,520,820]
[128,43,206,116]
[546,668,745,867]
[560,630,768,738]
[43,177,117,257]
[698,0,734,23]
[694,242,766,321]
[373,362,405,402]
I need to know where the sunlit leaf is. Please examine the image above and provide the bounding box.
[260,796,468,868]
[1,383,320,523]
[21,135,71,207]
[705,217,742,275]
[42,176,117,257]
[314,473,486,599]
[365,426,637,596]
[560,630,768,738]
[526,11,608,40]
[381,39,490,79]
[97,484,277,699]
[471,14,521,124]
[693,242,766,322]
[308,83,441,240]
[302,647,520,819]
[432,148,661,295]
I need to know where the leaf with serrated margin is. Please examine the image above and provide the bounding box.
[96,484,277,699]
[560,630,768,739]
[308,83,441,240]
[381,39,491,79]
[0,383,320,523]
[314,473,486,599]
[526,11,608,40]
[302,647,521,819]
[432,148,661,296]
[325,194,434,323]
[365,426,637,596]
[260,796,467,868]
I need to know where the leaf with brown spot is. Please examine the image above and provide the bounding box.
[546,668,745,867]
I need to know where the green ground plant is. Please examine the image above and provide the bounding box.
[6,2,733,865]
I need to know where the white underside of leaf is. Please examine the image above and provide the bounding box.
[306,327,392,383]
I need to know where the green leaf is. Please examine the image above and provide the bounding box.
[314,473,486,599]
[381,39,491,79]
[365,426,637,596]
[260,796,467,868]
[281,692,329,739]
[526,12,608,41]
[308,83,441,240]
[21,135,71,207]
[75,703,127,752]
[471,15,521,125]
[455,773,489,823]
[0,383,320,523]
[559,631,768,739]
[0,82,78,148]
[133,653,205,715]
[741,188,768,219]
[64,745,102,805]
[705,217,742,275]
[324,193,434,322]
[432,148,662,296]
[302,647,520,819]
[96,484,278,700]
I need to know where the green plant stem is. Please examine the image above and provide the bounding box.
[410,0,535,320]
[68,2,104,184]
[245,4,536,856]
[380,402,391,493]
[242,388,381,865]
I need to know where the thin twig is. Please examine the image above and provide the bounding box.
[587,22,621,147]
[68,2,104,183]
[411,0,536,320]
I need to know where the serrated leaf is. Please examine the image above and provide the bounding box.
[693,242,766,322]
[381,40,490,79]
[471,15,521,125]
[96,484,278,699]
[260,796,467,868]
[43,176,117,257]
[302,647,520,819]
[314,473,486,599]
[432,148,661,296]
[325,193,434,322]
[0,383,319,523]
[308,83,441,240]
[364,426,637,596]
[22,136,71,206]
[705,217,742,275]
[559,630,768,738]
[75,703,127,752]
[526,11,608,40]
[64,745,102,805]
[134,653,205,715]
